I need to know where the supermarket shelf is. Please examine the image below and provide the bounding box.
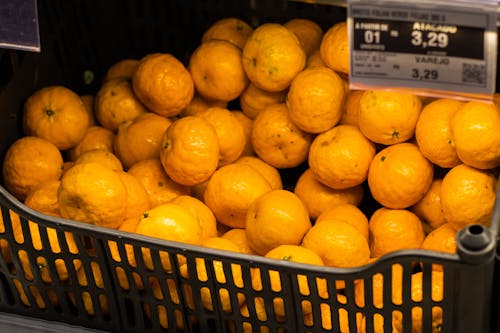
[0,313,106,333]
[289,0,500,25]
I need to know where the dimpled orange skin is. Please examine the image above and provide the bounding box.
[309,125,376,190]
[451,101,500,169]
[201,17,253,49]
[3,136,63,201]
[232,111,255,157]
[415,98,463,168]
[127,159,191,208]
[358,90,422,145]
[368,143,434,209]
[411,178,447,230]
[242,23,306,92]
[132,53,194,117]
[440,164,497,231]
[103,59,139,82]
[204,163,273,229]
[302,220,370,268]
[58,162,128,229]
[340,90,364,127]
[68,126,115,162]
[239,83,286,119]
[284,18,323,56]
[189,40,249,102]
[196,107,246,167]
[320,22,349,75]
[251,103,313,168]
[113,112,172,169]
[23,86,90,150]
[94,78,147,132]
[245,189,312,255]
[160,116,220,186]
[24,180,61,216]
[294,169,364,220]
[369,208,425,257]
[287,66,346,133]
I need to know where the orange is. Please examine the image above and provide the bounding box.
[232,110,255,157]
[286,66,346,133]
[320,22,349,75]
[94,78,147,132]
[2,136,63,200]
[117,171,150,220]
[72,261,109,316]
[14,219,80,282]
[23,86,90,150]
[145,278,185,330]
[242,23,306,92]
[135,203,202,271]
[239,82,286,119]
[132,53,194,117]
[421,223,457,254]
[229,301,280,333]
[369,208,425,257]
[284,18,323,56]
[340,90,363,127]
[67,126,114,162]
[440,164,497,231]
[251,244,325,317]
[179,238,244,313]
[201,17,253,49]
[393,271,444,333]
[12,279,59,309]
[302,219,370,268]
[80,94,97,126]
[170,195,217,240]
[103,58,139,81]
[303,302,355,332]
[305,49,327,68]
[0,210,19,264]
[107,216,145,291]
[246,189,312,255]
[189,40,248,102]
[127,159,191,208]
[251,103,313,168]
[294,168,364,220]
[204,163,272,229]
[61,161,75,176]
[113,112,172,169]
[411,178,447,230]
[178,93,227,117]
[58,162,127,228]
[74,149,124,172]
[196,107,246,166]
[309,125,376,189]
[235,156,282,190]
[415,98,463,168]
[24,180,61,217]
[221,228,257,255]
[316,203,369,240]
[354,263,404,308]
[368,143,434,209]
[159,116,219,186]
[358,90,422,145]
[451,101,500,169]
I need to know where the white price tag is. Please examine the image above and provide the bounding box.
[347,0,498,100]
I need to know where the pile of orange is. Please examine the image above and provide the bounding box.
[2,15,499,332]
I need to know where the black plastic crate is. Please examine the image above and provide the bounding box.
[0,0,499,332]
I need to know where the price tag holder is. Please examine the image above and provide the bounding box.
[0,0,40,52]
[347,0,498,100]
